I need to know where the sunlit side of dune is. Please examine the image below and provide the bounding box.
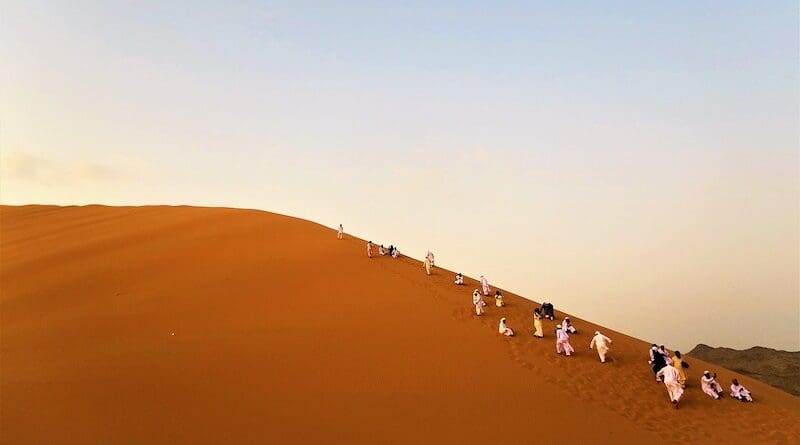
[1,205,798,444]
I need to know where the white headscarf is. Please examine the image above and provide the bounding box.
[499,317,508,334]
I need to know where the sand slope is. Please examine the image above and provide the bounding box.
[2,205,798,444]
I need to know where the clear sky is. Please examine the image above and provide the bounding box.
[2,1,798,351]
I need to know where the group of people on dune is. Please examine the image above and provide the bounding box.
[346,226,756,410]
[464,269,755,410]
[649,344,753,409]
[365,240,400,259]
[460,273,613,364]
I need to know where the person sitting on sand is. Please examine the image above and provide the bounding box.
[494,290,505,307]
[480,275,490,296]
[589,331,612,363]
[379,245,386,255]
[556,327,574,356]
[650,345,668,382]
[541,302,555,320]
[499,317,515,336]
[656,362,684,409]
[672,351,688,388]
[454,273,464,285]
[561,317,576,334]
[424,256,432,275]
[337,224,344,239]
[701,371,725,399]
[730,378,753,402]
[391,246,400,258]
[367,241,373,258]
[473,290,486,316]
[533,308,544,338]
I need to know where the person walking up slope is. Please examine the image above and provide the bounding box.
[656,362,684,409]
[426,251,435,267]
[367,241,373,258]
[671,351,688,388]
[424,256,432,275]
[589,331,612,363]
[473,290,486,316]
[337,224,344,239]
[480,276,490,296]
[556,327,575,356]
[532,308,544,338]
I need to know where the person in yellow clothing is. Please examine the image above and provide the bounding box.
[423,257,432,275]
[494,290,505,307]
[532,307,544,338]
[672,351,688,388]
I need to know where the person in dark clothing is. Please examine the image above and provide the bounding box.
[650,345,668,382]
[540,302,555,320]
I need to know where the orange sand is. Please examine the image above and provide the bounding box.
[1,205,798,444]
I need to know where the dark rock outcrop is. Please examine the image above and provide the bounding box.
[688,344,800,396]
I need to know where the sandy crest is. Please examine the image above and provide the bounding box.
[1,205,798,444]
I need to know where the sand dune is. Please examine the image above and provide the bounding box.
[2,205,799,444]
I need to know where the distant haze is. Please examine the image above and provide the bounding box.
[1,1,797,351]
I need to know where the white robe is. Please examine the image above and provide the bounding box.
[473,291,485,315]
[480,276,490,295]
[656,365,684,402]
[426,251,435,266]
[499,320,514,336]
[730,383,752,402]
[556,329,574,355]
[589,333,612,362]
[701,376,723,399]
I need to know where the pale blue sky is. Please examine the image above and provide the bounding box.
[2,1,798,351]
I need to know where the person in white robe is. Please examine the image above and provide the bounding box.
[337,224,344,239]
[589,331,612,363]
[426,251,435,267]
[730,378,753,402]
[367,241,373,258]
[379,245,386,255]
[424,257,432,275]
[473,290,486,316]
[556,327,575,356]
[561,317,576,334]
[480,275,490,296]
[391,247,400,258]
[498,317,514,336]
[454,273,464,285]
[701,371,724,399]
[656,363,684,408]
